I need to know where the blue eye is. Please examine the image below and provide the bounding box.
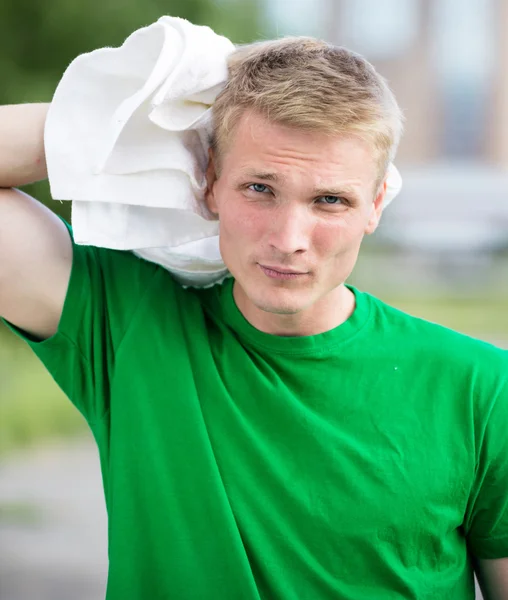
[249,183,269,193]
[317,196,343,205]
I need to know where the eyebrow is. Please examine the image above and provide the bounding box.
[240,169,284,183]
[238,169,360,198]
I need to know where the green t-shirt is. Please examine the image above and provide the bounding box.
[5,234,508,600]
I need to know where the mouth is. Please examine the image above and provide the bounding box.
[258,263,309,280]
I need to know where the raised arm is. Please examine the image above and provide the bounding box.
[0,103,49,187]
[0,103,72,340]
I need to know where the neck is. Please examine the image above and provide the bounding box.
[233,282,356,337]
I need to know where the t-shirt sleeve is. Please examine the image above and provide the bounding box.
[2,226,161,426]
[464,377,508,559]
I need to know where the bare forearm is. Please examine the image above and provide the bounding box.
[0,103,49,188]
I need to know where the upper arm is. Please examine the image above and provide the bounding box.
[1,207,163,423]
[0,187,72,339]
[475,557,508,600]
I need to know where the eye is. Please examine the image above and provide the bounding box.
[316,196,345,205]
[248,183,270,193]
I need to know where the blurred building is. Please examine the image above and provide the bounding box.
[490,0,508,166]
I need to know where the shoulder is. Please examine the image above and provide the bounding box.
[72,237,165,299]
[67,236,192,326]
[363,289,508,377]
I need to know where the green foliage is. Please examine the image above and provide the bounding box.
[1,0,264,216]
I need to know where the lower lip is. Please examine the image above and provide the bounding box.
[259,265,308,280]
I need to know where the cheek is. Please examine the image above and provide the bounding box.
[219,200,264,244]
[314,216,365,257]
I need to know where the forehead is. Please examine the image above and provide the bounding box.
[220,110,378,188]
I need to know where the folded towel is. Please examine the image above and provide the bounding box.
[44,16,403,287]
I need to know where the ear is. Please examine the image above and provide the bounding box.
[364,179,387,235]
[205,148,219,216]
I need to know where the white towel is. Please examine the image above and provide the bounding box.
[44,16,403,287]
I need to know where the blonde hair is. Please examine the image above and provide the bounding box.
[211,37,404,181]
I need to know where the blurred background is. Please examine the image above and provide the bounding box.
[1,0,506,598]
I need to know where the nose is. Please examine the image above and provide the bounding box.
[266,203,311,255]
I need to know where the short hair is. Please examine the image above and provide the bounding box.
[211,37,404,183]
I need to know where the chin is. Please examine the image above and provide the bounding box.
[247,284,313,316]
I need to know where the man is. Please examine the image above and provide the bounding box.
[1,37,507,599]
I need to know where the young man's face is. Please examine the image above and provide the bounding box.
[206,110,386,329]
